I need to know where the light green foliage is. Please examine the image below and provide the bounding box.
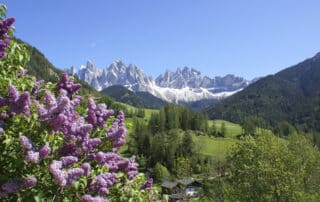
[226,133,320,201]
[154,163,170,182]
[109,174,160,202]
[173,157,192,179]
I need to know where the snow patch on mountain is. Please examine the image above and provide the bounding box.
[67,60,252,103]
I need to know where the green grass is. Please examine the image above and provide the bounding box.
[208,119,242,138]
[120,107,242,159]
[195,135,238,160]
[118,102,158,120]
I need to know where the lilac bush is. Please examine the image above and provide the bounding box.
[0,4,158,201]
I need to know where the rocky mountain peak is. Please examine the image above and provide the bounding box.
[69,60,252,103]
[109,60,126,73]
[86,60,96,72]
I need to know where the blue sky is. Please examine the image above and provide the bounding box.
[3,0,320,79]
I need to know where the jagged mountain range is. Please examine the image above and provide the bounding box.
[67,60,254,103]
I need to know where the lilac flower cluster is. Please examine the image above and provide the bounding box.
[125,156,139,180]
[89,172,118,196]
[0,97,8,108]
[37,89,80,134]
[17,69,28,78]
[55,72,81,98]
[82,163,91,177]
[31,79,44,97]
[0,17,15,58]
[0,176,37,198]
[20,135,51,163]
[87,98,114,128]
[9,85,31,116]
[0,85,31,117]
[107,111,128,151]
[49,158,84,187]
[141,178,153,190]
[39,145,51,159]
[92,152,138,180]
[0,85,31,136]
[82,194,109,202]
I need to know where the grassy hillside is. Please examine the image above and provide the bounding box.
[195,136,238,159]
[124,113,243,159]
[208,120,242,138]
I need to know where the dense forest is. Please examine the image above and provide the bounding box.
[206,53,320,133]
[101,85,166,109]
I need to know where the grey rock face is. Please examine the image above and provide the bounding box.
[68,61,254,103]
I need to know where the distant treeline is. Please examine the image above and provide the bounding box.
[148,103,209,133]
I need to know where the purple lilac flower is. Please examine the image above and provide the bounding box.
[19,135,33,150]
[90,172,117,195]
[66,168,84,186]
[24,150,39,163]
[42,90,56,110]
[14,92,31,116]
[49,160,67,187]
[99,187,109,195]
[52,170,67,187]
[94,152,123,169]
[141,178,153,190]
[69,118,92,137]
[7,85,31,116]
[87,98,113,128]
[82,194,109,202]
[17,69,28,78]
[107,111,128,151]
[59,143,77,156]
[0,190,8,198]
[0,97,8,108]
[56,72,81,98]
[37,89,80,134]
[71,95,82,108]
[39,145,51,159]
[49,160,85,187]
[31,80,44,96]
[82,163,91,177]
[1,181,20,194]
[81,137,101,152]
[0,176,37,198]
[60,156,78,167]
[21,176,37,188]
[8,85,19,103]
[0,17,15,58]
[128,159,139,179]
[93,151,139,178]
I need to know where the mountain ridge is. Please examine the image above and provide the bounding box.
[67,60,255,103]
[205,52,320,132]
[101,85,166,109]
